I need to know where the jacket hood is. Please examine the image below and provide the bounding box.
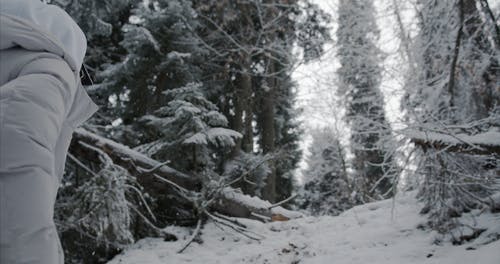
[0,0,87,72]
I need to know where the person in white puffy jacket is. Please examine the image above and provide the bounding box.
[0,0,98,263]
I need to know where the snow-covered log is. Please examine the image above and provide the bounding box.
[212,188,303,221]
[407,129,500,156]
[72,128,199,191]
[70,128,301,221]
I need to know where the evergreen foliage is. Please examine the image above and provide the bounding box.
[50,0,139,123]
[336,0,397,202]
[137,82,242,173]
[55,146,152,263]
[102,0,205,126]
[299,128,355,216]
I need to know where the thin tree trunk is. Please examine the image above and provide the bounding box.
[242,72,254,153]
[230,66,255,195]
[261,61,277,203]
[462,0,499,115]
[230,79,244,157]
[231,66,253,157]
[447,0,464,108]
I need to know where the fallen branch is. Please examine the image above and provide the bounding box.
[72,128,198,191]
[268,194,298,209]
[213,212,247,228]
[177,218,202,253]
[250,212,272,222]
[71,128,303,224]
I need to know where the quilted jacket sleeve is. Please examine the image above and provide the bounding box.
[0,57,75,172]
[0,56,76,264]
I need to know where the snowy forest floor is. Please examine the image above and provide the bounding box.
[108,192,500,264]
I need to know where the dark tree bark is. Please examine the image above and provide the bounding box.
[242,71,254,153]
[231,65,253,157]
[260,61,277,203]
[461,0,499,116]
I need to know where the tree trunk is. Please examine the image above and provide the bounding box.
[261,61,277,203]
[242,71,254,153]
[230,66,253,157]
[461,0,499,117]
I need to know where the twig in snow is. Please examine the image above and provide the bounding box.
[177,218,202,254]
[204,210,264,241]
[213,212,247,228]
[250,212,272,222]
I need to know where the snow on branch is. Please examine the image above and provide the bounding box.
[72,128,198,190]
[212,188,303,222]
[406,128,500,155]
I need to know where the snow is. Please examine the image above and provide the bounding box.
[406,128,500,147]
[183,132,208,145]
[167,51,192,59]
[183,128,242,146]
[107,192,500,264]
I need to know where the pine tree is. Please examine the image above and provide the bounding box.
[299,128,354,216]
[274,77,303,203]
[98,0,244,227]
[102,0,205,128]
[52,0,140,124]
[137,83,242,174]
[336,0,396,202]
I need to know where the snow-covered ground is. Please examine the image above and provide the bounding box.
[108,192,500,264]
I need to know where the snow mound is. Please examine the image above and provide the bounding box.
[108,192,500,264]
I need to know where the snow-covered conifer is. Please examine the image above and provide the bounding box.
[137,83,242,173]
[300,128,354,216]
[336,0,397,201]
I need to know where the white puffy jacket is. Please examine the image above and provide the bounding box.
[0,0,98,263]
